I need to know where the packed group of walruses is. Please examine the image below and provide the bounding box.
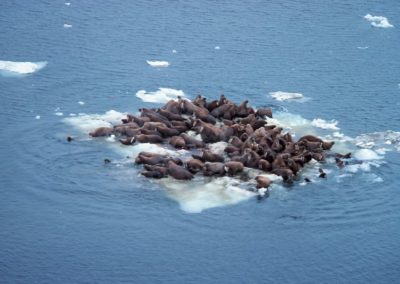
[89,95,351,190]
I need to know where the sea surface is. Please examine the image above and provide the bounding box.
[1,1,400,283]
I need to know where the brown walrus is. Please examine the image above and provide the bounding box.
[224,161,244,176]
[89,127,114,137]
[166,160,194,180]
[169,136,186,149]
[203,162,226,176]
[186,158,205,174]
[135,134,163,144]
[256,176,272,188]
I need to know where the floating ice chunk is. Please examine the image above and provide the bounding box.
[63,24,72,28]
[35,115,41,119]
[354,149,382,160]
[357,46,369,49]
[64,110,125,133]
[55,112,64,116]
[161,176,255,213]
[215,46,220,50]
[65,2,71,5]
[0,60,47,76]
[311,118,340,130]
[136,88,185,103]
[364,14,393,28]
[146,60,170,68]
[172,49,177,53]
[78,101,85,105]
[270,91,306,102]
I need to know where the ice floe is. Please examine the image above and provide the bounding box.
[364,14,393,28]
[270,91,308,102]
[0,60,47,76]
[136,88,185,103]
[146,60,170,68]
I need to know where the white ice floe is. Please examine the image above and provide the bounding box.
[65,2,71,5]
[35,115,41,120]
[135,88,185,104]
[270,91,307,102]
[364,14,394,28]
[357,46,369,50]
[63,24,72,28]
[0,60,47,76]
[354,149,382,161]
[172,49,177,53]
[78,101,85,105]
[161,176,255,213]
[146,60,170,68]
[311,118,340,130]
[215,46,220,50]
[64,110,125,134]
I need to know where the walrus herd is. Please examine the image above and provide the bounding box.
[89,95,351,190]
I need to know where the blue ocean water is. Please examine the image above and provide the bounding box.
[1,1,400,283]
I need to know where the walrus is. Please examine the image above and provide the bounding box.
[156,125,180,138]
[229,136,243,148]
[192,149,224,163]
[141,170,166,179]
[169,136,186,149]
[166,160,194,180]
[140,108,172,127]
[259,159,272,172]
[272,168,294,183]
[205,99,220,112]
[142,165,168,178]
[162,99,181,114]
[203,162,226,176]
[135,134,163,144]
[157,108,185,121]
[186,158,205,174]
[180,133,205,148]
[119,136,136,145]
[224,161,244,176]
[89,127,114,137]
[335,152,351,159]
[255,108,273,118]
[135,152,168,165]
[318,168,326,178]
[256,176,272,188]
[193,119,223,143]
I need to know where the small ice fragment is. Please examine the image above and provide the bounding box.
[35,115,41,119]
[78,101,85,105]
[63,24,72,28]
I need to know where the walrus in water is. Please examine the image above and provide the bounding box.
[166,160,194,180]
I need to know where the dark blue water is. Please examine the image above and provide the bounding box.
[1,1,400,283]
